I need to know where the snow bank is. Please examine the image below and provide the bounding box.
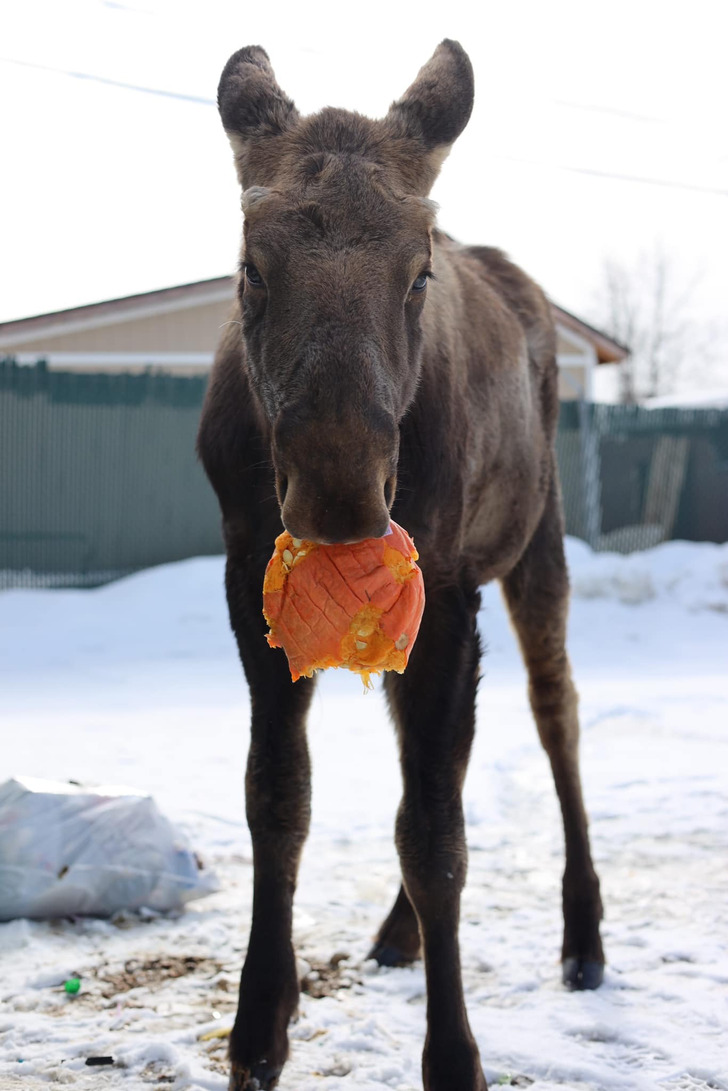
[566,536,728,611]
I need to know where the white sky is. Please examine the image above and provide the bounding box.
[1,0,726,345]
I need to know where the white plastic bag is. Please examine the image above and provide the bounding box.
[0,776,219,920]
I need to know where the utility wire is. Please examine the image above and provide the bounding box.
[3,56,725,196]
[554,100,666,125]
[0,56,215,105]
[498,154,728,197]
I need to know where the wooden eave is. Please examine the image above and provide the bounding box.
[551,304,629,364]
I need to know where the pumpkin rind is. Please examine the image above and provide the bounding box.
[262,522,425,683]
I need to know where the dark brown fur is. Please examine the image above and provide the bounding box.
[198,41,604,1091]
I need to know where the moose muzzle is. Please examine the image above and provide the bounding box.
[272,404,398,545]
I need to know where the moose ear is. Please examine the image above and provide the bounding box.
[217,46,299,186]
[386,40,474,174]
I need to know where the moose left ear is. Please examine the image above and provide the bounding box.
[386,39,474,173]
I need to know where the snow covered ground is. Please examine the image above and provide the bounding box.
[1,538,727,1091]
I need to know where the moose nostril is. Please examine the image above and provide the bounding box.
[384,476,396,508]
[277,475,288,504]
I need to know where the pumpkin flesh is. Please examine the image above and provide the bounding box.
[262,522,425,685]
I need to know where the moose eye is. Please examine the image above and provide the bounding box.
[411,273,429,293]
[244,264,264,287]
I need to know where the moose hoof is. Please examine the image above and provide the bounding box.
[422,1035,487,1091]
[562,957,604,990]
[367,941,418,968]
[229,1059,283,1091]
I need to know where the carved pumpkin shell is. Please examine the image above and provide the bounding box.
[262,521,425,685]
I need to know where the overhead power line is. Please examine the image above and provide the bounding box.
[499,155,728,197]
[554,99,667,125]
[0,56,215,105]
[560,162,727,196]
[3,56,725,197]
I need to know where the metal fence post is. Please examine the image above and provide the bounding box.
[577,398,603,549]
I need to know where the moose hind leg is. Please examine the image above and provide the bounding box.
[225,552,316,1090]
[368,883,422,966]
[501,483,605,989]
[385,580,487,1091]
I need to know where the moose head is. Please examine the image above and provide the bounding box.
[218,41,474,544]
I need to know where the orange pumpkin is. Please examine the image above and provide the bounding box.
[262,521,425,685]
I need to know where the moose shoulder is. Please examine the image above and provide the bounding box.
[198,39,604,1091]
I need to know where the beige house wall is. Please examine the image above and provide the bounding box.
[558,364,587,400]
[3,299,234,355]
[557,330,579,355]
[11,316,595,361]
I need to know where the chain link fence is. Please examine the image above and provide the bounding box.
[2,359,727,589]
[556,401,728,552]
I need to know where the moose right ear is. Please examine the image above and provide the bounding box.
[385,40,474,193]
[217,46,299,187]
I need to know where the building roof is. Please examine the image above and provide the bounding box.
[0,276,629,362]
[552,305,629,363]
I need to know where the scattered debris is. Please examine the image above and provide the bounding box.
[95,955,221,997]
[198,1026,232,1042]
[300,953,359,999]
[140,1060,176,1084]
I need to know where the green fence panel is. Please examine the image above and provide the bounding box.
[2,360,727,588]
[0,360,222,588]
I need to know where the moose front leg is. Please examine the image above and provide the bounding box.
[225,553,316,1091]
[384,581,487,1091]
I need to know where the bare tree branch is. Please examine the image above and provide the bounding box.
[589,245,720,402]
